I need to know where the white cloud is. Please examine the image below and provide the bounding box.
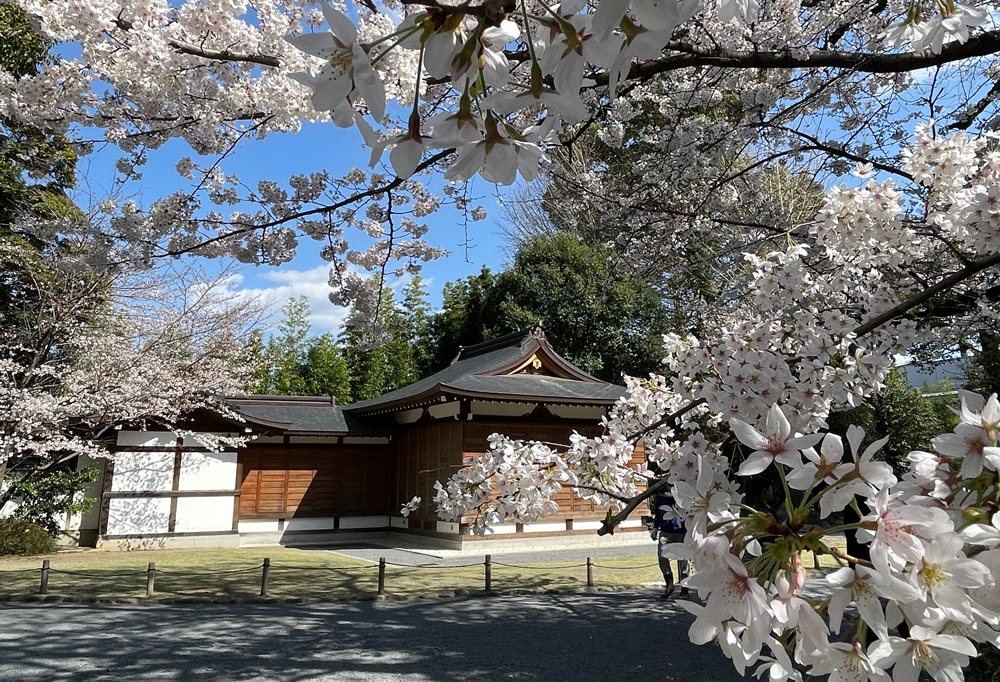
[222,265,439,338]
[223,265,350,335]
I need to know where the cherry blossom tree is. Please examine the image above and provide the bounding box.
[4,0,1000,679]
[0,248,263,511]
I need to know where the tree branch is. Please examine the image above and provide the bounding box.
[593,31,1000,86]
[597,476,669,536]
[167,39,282,68]
[853,251,1000,337]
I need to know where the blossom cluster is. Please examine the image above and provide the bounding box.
[419,124,1000,680]
[4,0,996,326]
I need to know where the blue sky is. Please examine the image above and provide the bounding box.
[79,121,513,336]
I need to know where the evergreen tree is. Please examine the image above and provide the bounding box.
[964,331,1000,399]
[827,367,950,476]
[339,288,421,401]
[420,267,497,374]
[253,297,352,403]
[420,234,677,383]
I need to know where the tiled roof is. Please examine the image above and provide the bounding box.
[344,327,625,414]
[225,328,626,433]
[225,396,387,435]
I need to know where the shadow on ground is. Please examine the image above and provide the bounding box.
[0,593,740,682]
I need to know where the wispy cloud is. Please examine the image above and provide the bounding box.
[222,265,349,335]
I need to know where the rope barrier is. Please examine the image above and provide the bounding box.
[157,565,264,576]
[1,553,664,598]
[267,564,376,572]
[0,567,44,574]
[49,568,147,578]
[383,561,482,569]
[491,562,589,569]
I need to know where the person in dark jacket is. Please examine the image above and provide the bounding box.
[651,491,689,599]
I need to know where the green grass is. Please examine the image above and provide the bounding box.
[0,535,849,600]
[0,548,664,600]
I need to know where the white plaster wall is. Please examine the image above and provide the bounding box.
[174,496,235,533]
[428,402,460,419]
[106,498,170,535]
[110,451,174,492]
[339,515,389,529]
[619,519,643,528]
[284,517,336,531]
[177,451,237,491]
[435,521,459,534]
[523,521,567,533]
[289,436,339,444]
[390,517,409,529]
[486,523,518,535]
[548,405,606,420]
[238,519,280,533]
[395,408,423,424]
[572,520,604,531]
[184,432,239,449]
[75,455,106,531]
[116,431,177,448]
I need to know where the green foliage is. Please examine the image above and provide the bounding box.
[964,332,1000,399]
[0,5,80,233]
[252,297,352,403]
[827,367,950,476]
[419,267,497,374]
[419,233,677,383]
[0,519,57,556]
[4,468,99,535]
[340,285,428,401]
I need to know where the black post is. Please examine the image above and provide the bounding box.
[146,562,156,597]
[260,557,271,597]
[39,559,49,595]
[378,557,386,596]
[484,554,492,593]
[586,557,594,587]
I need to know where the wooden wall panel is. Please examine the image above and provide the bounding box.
[239,444,393,519]
[394,422,465,523]
[460,420,638,519]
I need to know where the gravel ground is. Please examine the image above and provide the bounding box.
[317,539,658,568]
[0,592,743,682]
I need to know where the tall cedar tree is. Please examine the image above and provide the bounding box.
[251,297,352,403]
[339,284,427,401]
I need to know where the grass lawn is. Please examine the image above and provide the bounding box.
[0,535,848,600]
[0,547,665,600]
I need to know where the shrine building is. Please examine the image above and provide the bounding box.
[70,328,647,549]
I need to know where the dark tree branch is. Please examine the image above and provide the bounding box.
[854,252,1000,337]
[152,149,454,258]
[168,39,282,68]
[597,476,670,536]
[593,31,1000,87]
[948,78,1000,131]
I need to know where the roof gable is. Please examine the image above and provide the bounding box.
[344,326,619,415]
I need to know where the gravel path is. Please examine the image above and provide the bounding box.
[0,592,742,682]
[316,539,658,568]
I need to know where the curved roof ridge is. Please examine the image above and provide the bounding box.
[452,327,538,363]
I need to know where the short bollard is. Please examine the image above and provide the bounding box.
[484,554,492,593]
[378,557,386,596]
[586,557,594,588]
[260,557,271,597]
[39,559,50,595]
[146,562,156,597]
